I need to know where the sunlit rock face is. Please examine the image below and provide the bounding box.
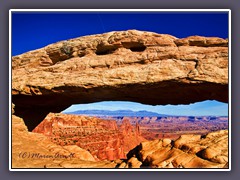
[12,30,228,131]
[11,30,229,169]
[113,116,228,140]
[118,130,228,168]
[12,112,228,168]
[32,113,145,161]
[12,112,116,168]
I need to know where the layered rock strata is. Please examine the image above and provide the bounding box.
[32,113,144,160]
[12,30,228,131]
[12,112,116,168]
[113,116,228,140]
[12,108,228,169]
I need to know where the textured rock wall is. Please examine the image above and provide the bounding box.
[12,113,118,168]
[118,130,228,168]
[32,113,145,160]
[12,30,228,131]
[114,116,228,140]
[12,113,228,168]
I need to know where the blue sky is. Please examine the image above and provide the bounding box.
[12,11,228,56]
[62,100,228,116]
[12,11,229,116]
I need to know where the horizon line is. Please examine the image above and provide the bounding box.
[62,109,229,117]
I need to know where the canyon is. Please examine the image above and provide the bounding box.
[12,109,228,168]
[32,113,144,160]
[30,112,228,165]
[112,115,228,140]
[11,30,229,169]
[67,110,228,140]
[12,112,116,168]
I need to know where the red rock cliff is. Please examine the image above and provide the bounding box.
[33,113,144,160]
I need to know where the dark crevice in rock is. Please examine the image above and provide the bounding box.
[196,149,206,159]
[122,42,146,52]
[129,46,146,52]
[95,44,119,55]
[174,41,228,47]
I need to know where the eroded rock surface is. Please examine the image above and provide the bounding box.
[113,116,228,140]
[119,130,228,168]
[32,113,145,160]
[12,30,228,130]
[12,106,228,169]
[12,114,117,168]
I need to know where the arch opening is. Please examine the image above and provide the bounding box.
[29,100,228,161]
[12,81,228,132]
[60,100,228,139]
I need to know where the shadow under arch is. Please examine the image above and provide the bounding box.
[12,81,228,131]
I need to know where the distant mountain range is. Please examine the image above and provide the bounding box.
[64,110,171,117]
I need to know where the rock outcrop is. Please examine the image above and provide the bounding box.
[12,106,228,169]
[113,116,228,140]
[12,30,228,131]
[12,113,116,168]
[32,113,145,160]
[118,130,228,168]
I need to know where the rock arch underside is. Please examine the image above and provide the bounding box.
[12,30,229,168]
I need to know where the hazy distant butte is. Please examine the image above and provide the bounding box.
[12,30,228,130]
[65,109,169,117]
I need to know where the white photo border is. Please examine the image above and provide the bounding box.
[9,9,231,171]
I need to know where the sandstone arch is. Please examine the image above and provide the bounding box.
[12,30,228,131]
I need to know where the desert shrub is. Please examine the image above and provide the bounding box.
[60,41,72,55]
